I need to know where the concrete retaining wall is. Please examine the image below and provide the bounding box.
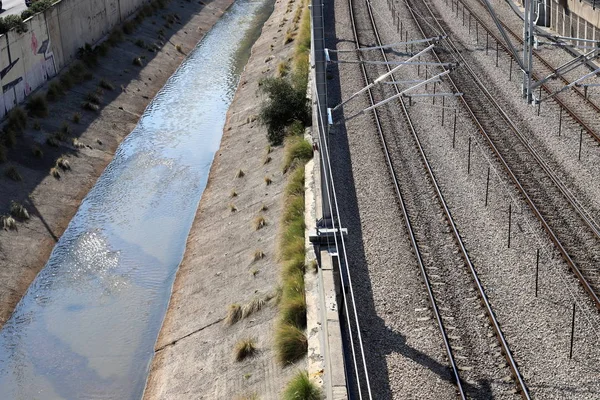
[550,0,600,45]
[0,0,150,119]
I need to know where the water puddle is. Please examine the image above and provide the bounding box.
[0,0,273,397]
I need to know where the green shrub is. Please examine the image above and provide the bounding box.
[283,136,312,173]
[78,43,98,67]
[22,0,54,19]
[26,94,49,118]
[99,79,114,91]
[133,57,143,66]
[275,324,307,364]
[259,77,310,145]
[280,293,307,329]
[123,20,137,34]
[46,81,64,101]
[283,371,321,400]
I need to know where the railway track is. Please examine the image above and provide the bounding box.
[400,0,600,305]
[450,0,600,144]
[344,0,531,397]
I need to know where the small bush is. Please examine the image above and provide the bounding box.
[46,81,64,101]
[46,135,59,147]
[6,107,27,134]
[133,57,143,66]
[107,28,124,46]
[96,42,110,57]
[4,166,22,181]
[21,0,53,19]
[99,79,114,91]
[234,338,257,361]
[225,303,242,326]
[1,215,17,231]
[82,102,100,112]
[59,74,74,90]
[254,216,266,230]
[281,293,307,329]
[60,121,71,135]
[123,20,137,34]
[283,137,312,173]
[72,113,81,124]
[10,201,29,220]
[72,138,85,149]
[86,91,101,105]
[0,144,6,163]
[275,324,308,364]
[26,94,48,118]
[32,146,43,159]
[259,77,310,145]
[283,371,321,400]
[135,38,146,48]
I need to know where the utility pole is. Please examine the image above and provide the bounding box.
[522,0,535,103]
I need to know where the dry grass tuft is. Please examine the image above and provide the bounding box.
[235,169,245,178]
[32,146,43,159]
[50,167,61,179]
[230,189,238,198]
[241,297,266,319]
[1,215,17,231]
[225,303,242,326]
[263,156,272,165]
[253,249,265,262]
[10,201,29,220]
[72,112,81,123]
[254,215,266,230]
[283,370,321,400]
[229,203,238,212]
[264,176,273,186]
[234,338,257,361]
[57,157,71,171]
[259,204,269,212]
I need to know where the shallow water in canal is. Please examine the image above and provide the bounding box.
[0,0,273,397]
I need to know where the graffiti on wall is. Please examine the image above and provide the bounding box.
[0,29,56,118]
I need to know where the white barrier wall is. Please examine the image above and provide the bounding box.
[0,0,150,119]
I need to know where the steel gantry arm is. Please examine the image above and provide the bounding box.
[478,0,526,71]
[530,48,600,90]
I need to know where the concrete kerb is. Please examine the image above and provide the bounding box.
[305,39,349,400]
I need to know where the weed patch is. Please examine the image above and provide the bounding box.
[234,338,257,361]
[10,201,29,220]
[283,371,321,400]
[4,166,22,182]
[275,324,307,364]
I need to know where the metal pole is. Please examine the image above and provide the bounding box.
[569,303,576,359]
[476,21,479,44]
[485,166,490,206]
[433,82,436,105]
[537,86,542,116]
[467,136,472,174]
[452,109,456,148]
[496,42,499,67]
[584,86,588,98]
[400,21,403,39]
[442,96,445,126]
[558,107,563,136]
[469,13,471,33]
[509,58,513,81]
[579,128,583,160]
[486,32,489,55]
[463,6,465,25]
[508,203,512,248]
[425,66,428,90]
[535,248,539,297]
[417,57,421,76]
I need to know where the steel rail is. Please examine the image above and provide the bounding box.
[346,0,467,398]
[375,0,532,398]
[407,0,600,308]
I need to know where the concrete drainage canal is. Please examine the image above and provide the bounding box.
[0,0,273,397]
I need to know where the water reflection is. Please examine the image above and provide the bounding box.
[0,0,274,398]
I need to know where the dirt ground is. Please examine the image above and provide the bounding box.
[142,0,308,398]
[0,0,233,328]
